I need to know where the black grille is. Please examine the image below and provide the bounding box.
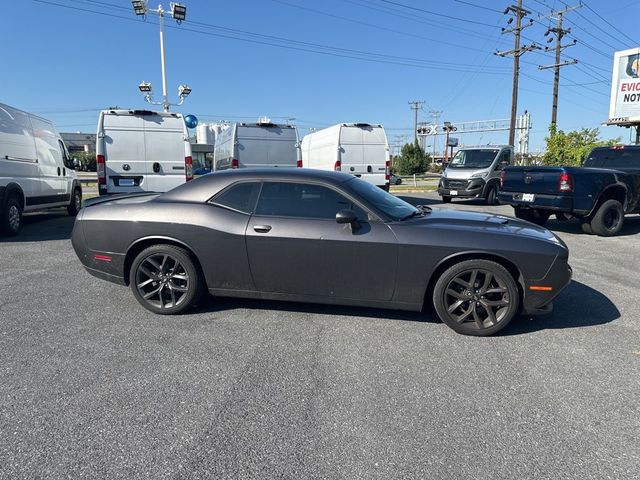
[444,179,469,189]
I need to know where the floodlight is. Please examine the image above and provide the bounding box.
[132,0,147,16]
[178,84,191,97]
[171,2,186,22]
[138,81,153,93]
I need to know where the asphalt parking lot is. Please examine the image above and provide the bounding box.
[1,193,639,479]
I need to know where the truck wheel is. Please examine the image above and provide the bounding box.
[590,199,624,237]
[67,188,82,216]
[442,196,452,204]
[485,185,498,205]
[1,196,23,236]
[581,222,593,234]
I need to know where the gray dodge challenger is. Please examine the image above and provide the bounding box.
[72,169,572,336]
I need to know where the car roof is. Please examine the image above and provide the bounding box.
[157,168,356,204]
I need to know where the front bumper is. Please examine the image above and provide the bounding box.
[498,191,573,212]
[438,178,485,198]
[521,258,572,315]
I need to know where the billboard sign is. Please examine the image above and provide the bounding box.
[609,47,640,125]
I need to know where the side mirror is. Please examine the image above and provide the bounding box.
[336,209,360,229]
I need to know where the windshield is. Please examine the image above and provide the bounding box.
[448,149,499,169]
[347,177,419,221]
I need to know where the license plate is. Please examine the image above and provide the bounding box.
[450,190,458,196]
[119,179,135,186]
[522,193,535,202]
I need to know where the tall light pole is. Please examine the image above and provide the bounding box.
[132,1,189,112]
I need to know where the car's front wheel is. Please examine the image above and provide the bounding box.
[129,244,203,314]
[1,195,23,236]
[433,259,520,336]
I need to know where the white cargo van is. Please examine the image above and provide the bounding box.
[213,119,301,170]
[0,102,81,236]
[301,123,390,190]
[96,109,193,195]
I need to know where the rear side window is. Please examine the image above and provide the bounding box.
[585,148,640,169]
[255,182,367,219]
[210,182,260,214]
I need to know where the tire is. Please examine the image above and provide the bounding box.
[442,196,452,204]
[589,199,624,237]
[396,178,402,185]
[67,188,82,216]
[1,195,23,236]
[581,222,594,234]
[514,207,550,226]
[129,244,203,315]
[485,185,498,205]
[433,259,520,336]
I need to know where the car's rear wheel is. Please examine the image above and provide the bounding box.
[433,259,520,336]
[442,196,452,204]
[1,196,22,236]
[589,199,624,237]
[130,244,202,314]
[67,188,82,216]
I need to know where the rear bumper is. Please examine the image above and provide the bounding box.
[498,191,573,212]
[522,259,572,314]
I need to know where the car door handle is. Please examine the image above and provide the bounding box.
[253,225,272,233]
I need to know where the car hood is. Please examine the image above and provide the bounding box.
[405,207,565,245]
[443,168,487,180]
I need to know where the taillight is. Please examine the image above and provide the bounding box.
[385,160,390,181]
[558,172,572,192]
[185,156,193,181]
[97,154,106,185]
[296,159,303,168]
[334,160,341,171]
[231,159,239,169]
[500,171,505,190]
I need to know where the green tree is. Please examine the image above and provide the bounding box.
[543,125,619,167]
[397,141,429,175]
[71,151,97,171]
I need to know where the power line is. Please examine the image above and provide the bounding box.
[454,0,504,13]
[581,0,638,46]
[377,0,498,27]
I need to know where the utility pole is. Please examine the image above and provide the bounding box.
[539,4,580,126]
[496,1,538,147]
[429,110,442,159]
[442,122,457,164]
[408,100,425,143]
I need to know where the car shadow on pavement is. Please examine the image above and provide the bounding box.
[194,280,619,336]
[0,211,74,243]
[501,280,620,336]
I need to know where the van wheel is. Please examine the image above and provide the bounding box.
[442,196,452,204]
[67,189,82,216]
[433,259,519,336]
[1,196,23,236]
[589,199,624,237]
[485,185,498,205]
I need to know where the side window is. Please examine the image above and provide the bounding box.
[497,150,511,170]
[210,182,260,214]
[256,182,368,220]
[58,140,73,169]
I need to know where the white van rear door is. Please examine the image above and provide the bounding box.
[143,116,186,192]
[103,114,146,193]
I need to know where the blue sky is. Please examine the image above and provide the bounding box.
[3,0,639,152]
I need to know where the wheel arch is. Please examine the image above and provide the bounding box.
[423,251,524,311]
[123,236,205,287]
[590,184,628,216]
[2,182,25,211]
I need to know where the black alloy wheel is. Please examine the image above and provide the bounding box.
[130,245,202,314]
[433,260,519,336]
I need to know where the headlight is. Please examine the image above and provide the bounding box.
[471,172,488,179]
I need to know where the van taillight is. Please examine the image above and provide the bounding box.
[97,154,106,185]
[231,159,239,169]
[185,156,193,181]
[558,172,572,192]
[297,160,303,168]
[500,171,505,190]
[385,160,390,181]
[334,160,341,171]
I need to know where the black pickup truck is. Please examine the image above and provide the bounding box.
[498,145,640,236]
